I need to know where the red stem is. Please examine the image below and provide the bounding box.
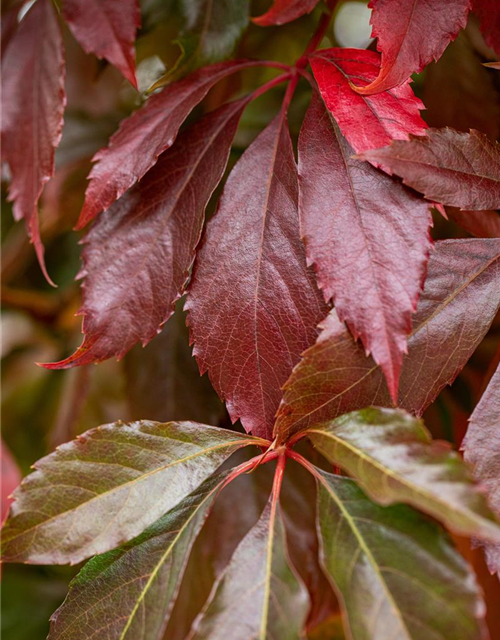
[219,448,281,493]
[250,72,293,102]
[271,453,287,503]
[286,448,322,479]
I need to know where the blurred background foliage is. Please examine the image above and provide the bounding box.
[2,1,500,638]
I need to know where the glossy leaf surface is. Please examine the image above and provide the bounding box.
[463,362,500,574]
[48,473,225,640]
[1,0,65,282]
[43,101,246,369]
[188,497,310,640]
[186,113,327,440]
[355,0,471,94]
[317,470,487,640]
[1,421,262,564]
[299,92,431,401]
[310,48,426,153]
[253,0,320,26]
[360,129,500,210]
[78,60,258,226]
[62,0,140,88]
[274,239,500,442]
[308,407,500,541]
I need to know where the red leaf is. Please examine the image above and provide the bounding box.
[274,239,500,443]
[1,0,66,284]
[1,4,19,57]
[78,60,260,228]
[43,100,246,369]
[253,0,320,26]
[1,440,21,523]
[463,362,500,574]
[298,92,432,402]
[473,0,500,55]
[186,113,328,440]
[353,0,471,95]
[310,48,426,154]
[447,208,500,238]
[360,129,500,210]
[62,0,140,88]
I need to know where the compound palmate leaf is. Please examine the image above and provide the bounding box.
[1,0,65,283]
[43,100,247,368]
[62,0,140,88]
[274,239,500,442]
[317,470,487,640]
[308,407,500,542]
[360,129,500,210]
[1,421,264,565]
[310,48,426,154]
[48,473,226,640]
[299,91,431,402]
[188,497,310,640]
[78,59,260,227]
[186,111,327,440]
[463,362,500,575]
[354,0,471,95]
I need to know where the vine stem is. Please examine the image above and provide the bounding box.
[286,448,324,482]
[218,448,281,493]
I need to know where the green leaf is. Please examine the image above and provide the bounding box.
[188,497,310,640]
[48,472,226,640]
[307,407,500,542]
[1,421,264,565]
[154,0,249,87]
[316,470,487,640]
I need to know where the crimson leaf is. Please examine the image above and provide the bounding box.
[253,0,321,26]
[308,407,500,541]
[473,0,500,55]
[1,421,264,564]
[309,48,427,153]
[317,470,488,640]
[62,0,140,88]
[299,91,432,401]
[43,100,246,369]
[463,362,500,575]
[78,60,260,227]
[359,129,500,210]
[188,497,310,639]
[186,112,328,440]
[1,440,21,523]
[1,0,66,284]
[274,239,500,443]
[353,0,471,95]
[446,208,500,238]
[48,473,226,640]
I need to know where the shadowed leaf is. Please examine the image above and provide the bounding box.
[463,362,500,574]
[48,473,226,640]
[1,0,66,283]
[188,496,310,640]
[253,0,320,26]
[317,470,487,640]
[62,0,140,88]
